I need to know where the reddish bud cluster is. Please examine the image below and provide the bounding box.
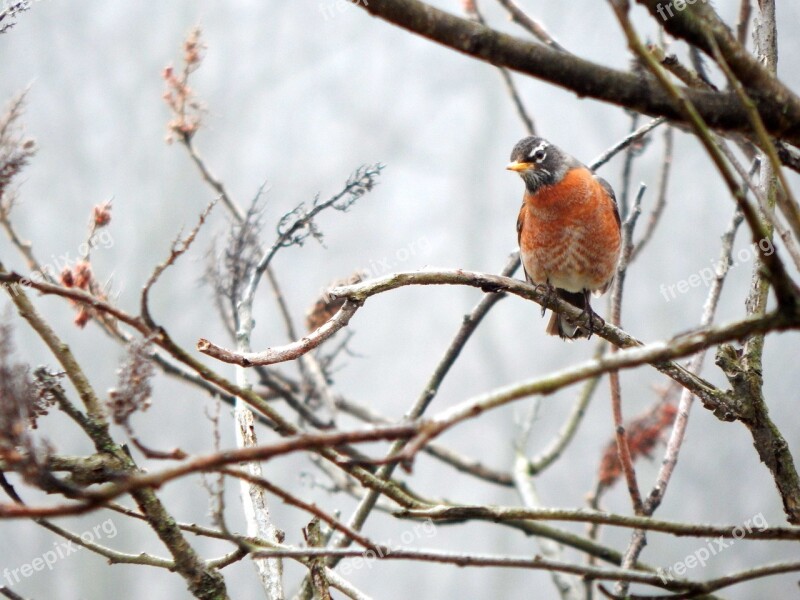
[183,28,204,66]
[59,261,97,328]
[461,0,477,15]
[598,402,678,488]
[93,202,112,227]
[162,28,206,143]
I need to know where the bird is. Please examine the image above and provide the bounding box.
[507,136,621,339]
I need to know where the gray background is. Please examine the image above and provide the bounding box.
[1,1,799,598]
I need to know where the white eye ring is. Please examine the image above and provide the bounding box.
[529,142,548,163]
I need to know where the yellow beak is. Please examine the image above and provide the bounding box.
[506,161,532,172]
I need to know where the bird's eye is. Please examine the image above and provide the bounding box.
[528,143,548,163]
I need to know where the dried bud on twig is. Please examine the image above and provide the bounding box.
[461,0,478,19]
[183,27,204,66]
[93,201,112,228]
[0,321,51,481]
[59,268,74,288]
[107,338,155,428]
[29,367,64,429]
[73,307,91,329]
[59,260,111,329]
[72,261,93,289]
[305,271,365,332]
[0,92,36,202]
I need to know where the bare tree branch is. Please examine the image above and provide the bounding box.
[352,0,800,147]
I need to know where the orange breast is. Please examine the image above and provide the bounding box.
[518,168,621,293]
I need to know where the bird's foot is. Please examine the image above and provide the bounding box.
[534,281,557,318]
[576,292,604,339]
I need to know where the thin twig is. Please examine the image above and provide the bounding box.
[323,253,521,576]
[608,0,797,309]
[528,354,605,474]
[0,424,421,519]
[464,3,536,133]
[608,184,647,526]
[336,395,514,486]
[222,469,377,551]
[198,299,362,366]
[140,199,217,328]
[590,118,666,172]
[617,112,641,218]
[253,547,702,593]
[707,35,800,246]
[609,0,800,525]
[631,126,673,261]
[0,588,28,600]
[400,504,800,540]
[242,165,383,309]
[386,309,785,468]
[646,207,743,516]
[736,0,752,45]
[494,0,569,52]
[513,416,583,599]
[0,266,767,416]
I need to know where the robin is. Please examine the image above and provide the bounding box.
[507,136,621,339]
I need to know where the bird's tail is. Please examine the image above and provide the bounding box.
[546,289,592,340]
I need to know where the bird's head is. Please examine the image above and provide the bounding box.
[506,136,574,194]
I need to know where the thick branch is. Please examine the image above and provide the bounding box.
[635,0,800,129]
[354,0,800,144]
